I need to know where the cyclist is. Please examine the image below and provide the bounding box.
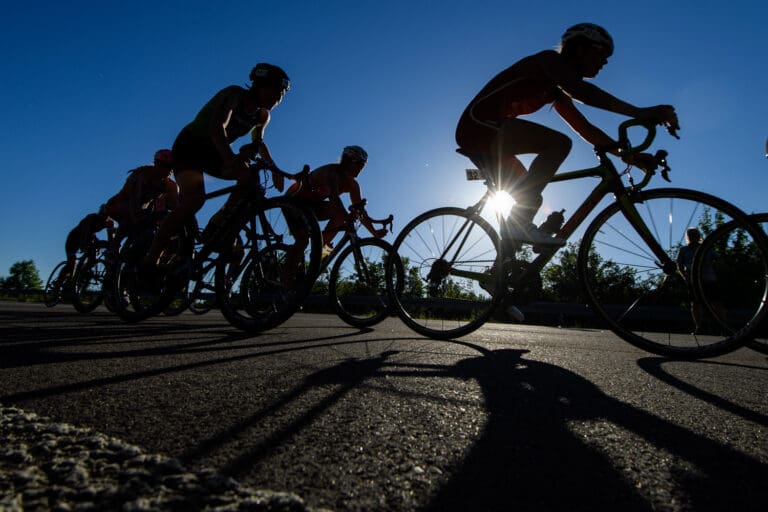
[677,227,725,334]
[143,63,291,269]
[103,149,179,240]
[58,210,116,289]
[287,145,387,248]
[455,22,679,247]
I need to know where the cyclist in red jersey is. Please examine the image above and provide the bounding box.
[456,23,679,247]
[287,145,387,248]
[143,63,290,268]
[103,149,179,240]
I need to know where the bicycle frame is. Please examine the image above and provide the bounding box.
[452,120,676,288]
[313,211,393,284]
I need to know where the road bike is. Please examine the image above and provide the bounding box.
[109,159,322,332]
[162,228,221,317]
[306,200,403,328]
[387,118,768,359]
[43,238,111,314]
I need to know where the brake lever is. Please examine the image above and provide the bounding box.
[666,125,680,140]
[655,149,672,182]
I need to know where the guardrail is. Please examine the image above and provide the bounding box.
[0,288,45,301]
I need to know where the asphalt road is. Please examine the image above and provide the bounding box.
[1,301,767,511]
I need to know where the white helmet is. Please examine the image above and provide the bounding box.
[562,23,614,55]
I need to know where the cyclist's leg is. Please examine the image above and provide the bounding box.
[494,118,571,228]
[317,201,344,247]
[144,168,205,266]
[60,234,79,288]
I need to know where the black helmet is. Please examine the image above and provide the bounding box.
[342,145,368,163]
[561,23,614,55]
[249,63,291,91]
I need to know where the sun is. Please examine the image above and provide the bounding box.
[487,190,515,218]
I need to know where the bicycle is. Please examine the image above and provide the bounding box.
[43,238,111,313]
[162,228,223,317]
[305,200,403,328]
[43,261,69,307]
[386,118,768,359]
[109,158,322,332]
[692,212,768,355]
[70,239,112,314]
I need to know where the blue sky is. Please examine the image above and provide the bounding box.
[1,0,766,281]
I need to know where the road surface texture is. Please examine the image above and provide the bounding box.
[1,301,766,511]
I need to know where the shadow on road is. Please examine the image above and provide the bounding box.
[637,356,768,428]
[206,344,768,511]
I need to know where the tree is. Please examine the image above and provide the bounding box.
[0,260,43,291]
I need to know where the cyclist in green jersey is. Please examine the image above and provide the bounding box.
[144,63,290,268]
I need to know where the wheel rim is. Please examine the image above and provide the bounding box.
[331,239,400,326]
[578,189,768,358]
[391,208,503,338]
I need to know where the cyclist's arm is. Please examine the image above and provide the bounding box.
[327,174,347,214]
[248,113,285,191]
[207,90,242,164]
[538,52,642,116]
[347,181,381,237]
[553,96,617,151]
[541,52,679,129]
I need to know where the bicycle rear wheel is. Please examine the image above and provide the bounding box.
[216,197,321,332]
[44,261,67,307]
[579,188,768,359]
[111,229,190,323]
[329,238,404,328]
[388,207,504,339]
[694,213,768,355]
[72,256,106,314]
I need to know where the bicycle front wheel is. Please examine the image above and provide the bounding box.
[579,188,768,358]
[389,207,504,339]
[329,238,404,328]
[216,197,322,332]
[72,256,106,314]
[44,261,67,307]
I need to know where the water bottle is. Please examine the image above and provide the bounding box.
[538,209,565,237]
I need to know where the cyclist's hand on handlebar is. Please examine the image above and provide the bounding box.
[238,143,259,160]
[269,164,285,192]
[639,105,680,134]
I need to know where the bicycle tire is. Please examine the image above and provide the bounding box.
[43,261,68,307]
[111,229,189,323]
[388,207,504,339]
[694,213,768,355]
[216,197,322,332]
[578,188,768,359]
[329,238,404,328]
[72,256,106,314]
